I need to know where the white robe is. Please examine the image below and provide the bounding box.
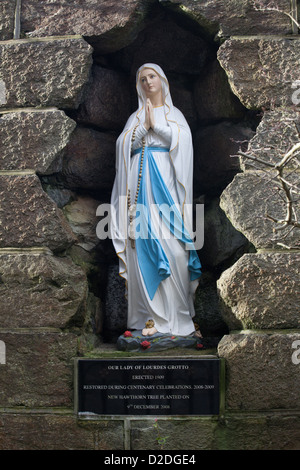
[110,64,201,336]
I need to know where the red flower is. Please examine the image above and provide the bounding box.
[196,343,204,349]
[124,330,133,337]
[171,336,176,340]
[141,340,151,349]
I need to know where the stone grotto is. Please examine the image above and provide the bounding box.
[0,0,299,450]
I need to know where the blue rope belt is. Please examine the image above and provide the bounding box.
[132,146,169,155]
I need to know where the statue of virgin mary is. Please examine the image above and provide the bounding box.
[110,63,202,337]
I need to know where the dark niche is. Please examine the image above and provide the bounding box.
[40,4,260,345]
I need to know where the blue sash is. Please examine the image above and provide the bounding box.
[132,146,201,300]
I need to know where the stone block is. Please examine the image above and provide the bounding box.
[0,0,15,40]
[63,196,101,252]
[21,0,154,54]
[202,197,249,268]
[132,413,300,450]
[217,37,300,109]
[0,252,88,328]
[77,66,131,131]
[240,108,300,170]
[193,121,254,195]
[130,417,218,450]
[162,0,292,37]
[220,171,300,249]
[170,80,197,130]
[0,109,76,173]
[104,264,127,336]
[0,412,124,450]
[0,38,92,109]
[112,15,213,76]
[218,333,300,411]
[60,126,116,193]
[215,411,300,450]
[0,174,76,251]
[0,330,78,407]
[193,60,246,121]
[217,252,300,330]
[194,272,229,337]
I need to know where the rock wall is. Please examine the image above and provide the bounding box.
[0,0,299,450]
[214,5,300,452]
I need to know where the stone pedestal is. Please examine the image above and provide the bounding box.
[117,330,198,352]
[218,332,300,411]
[116,330,220,353]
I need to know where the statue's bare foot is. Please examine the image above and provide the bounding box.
[194,330,202,338]
[142,327,158,336]
[147,327,158,336]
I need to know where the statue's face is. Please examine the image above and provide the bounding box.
[139,68,162,99]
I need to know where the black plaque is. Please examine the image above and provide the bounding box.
[76,358,222,416]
